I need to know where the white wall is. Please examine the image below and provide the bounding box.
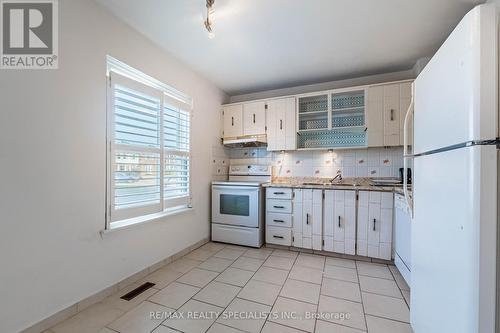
[229,69,415,103]
[228,57,435,104]
[0,1,227,332]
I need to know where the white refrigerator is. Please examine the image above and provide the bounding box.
[404,4,499,333]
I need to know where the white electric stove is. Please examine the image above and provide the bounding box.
[211,164,271,247]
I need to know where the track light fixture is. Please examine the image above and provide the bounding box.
[204,0,215,39]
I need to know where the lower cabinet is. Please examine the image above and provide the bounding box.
[323,190,356,255]
[266,225,292,246]
[356,191,394,260]
[265,187,293,246]
[292,189,322,250]
[265,187,394,260]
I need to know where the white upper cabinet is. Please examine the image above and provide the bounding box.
[222,101,266,138]
[222,104,243,137]
[222,79,412,148]
[243,101,266,136]
[297,94,329,131]
[366,81,413,147]
[399,82,413,146]
[383,84,401,146]
[296,89,367,149]
[267,97,296,151]
[366,86,384,147]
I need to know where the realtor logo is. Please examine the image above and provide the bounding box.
[1,0,58,69]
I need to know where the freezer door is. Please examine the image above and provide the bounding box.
[413,5,497,155]
[411,145,497,333]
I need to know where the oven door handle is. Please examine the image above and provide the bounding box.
[212,185,259,192]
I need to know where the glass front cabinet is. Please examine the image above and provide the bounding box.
[297,88,367,149]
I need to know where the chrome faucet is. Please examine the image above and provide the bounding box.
[329,172,342,183]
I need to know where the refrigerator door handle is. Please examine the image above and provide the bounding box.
[403,83,414,218]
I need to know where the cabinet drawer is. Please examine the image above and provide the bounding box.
[267,199,292,213]
[266,188,293,200]
[266,226,292,246]
[267,212,292,228]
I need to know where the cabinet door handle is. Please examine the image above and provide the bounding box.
[306,213,310,225]
[273,205,285,209]
[253,113,256,123]
[338,216,341,228]
[390,109,394,121]
[231,116,234,126]
[273,235,284,239]
[373,218,376,231]
[273,219,285,223]
[273,192,285,195]
[280,119,283,130]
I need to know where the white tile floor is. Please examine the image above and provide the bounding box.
[48,242,412,333]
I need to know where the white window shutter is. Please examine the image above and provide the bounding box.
[107,70,192,227]
[163,95,191,208]
[109,73,163,222]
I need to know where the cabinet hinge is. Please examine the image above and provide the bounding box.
[322,192,325,199]
[356,193,359,200]
[265,126,267,131]
[322,239,325,246]
[292,192,295,198]
[292,236,295,242]
[265,104,268,110]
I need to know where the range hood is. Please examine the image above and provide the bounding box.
[223,134,267,148]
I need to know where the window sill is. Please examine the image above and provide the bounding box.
[100,206,193,236]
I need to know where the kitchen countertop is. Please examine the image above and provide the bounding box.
[263,177,412,194]
[394,186,413,198]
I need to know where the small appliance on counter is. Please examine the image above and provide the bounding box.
[211,164,271,247]
[399,167,412,184]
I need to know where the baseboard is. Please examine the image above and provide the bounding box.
[20,237,209,333]
[265,243,393,265]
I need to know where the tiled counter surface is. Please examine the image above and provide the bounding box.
[263,177,408,193]
[394,186,412,197]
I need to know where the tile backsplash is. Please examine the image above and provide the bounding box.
[225,147,403,179]
[211,144,231,180]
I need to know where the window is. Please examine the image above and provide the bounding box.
[106,57,192,228]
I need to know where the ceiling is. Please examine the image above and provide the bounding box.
[96,0,484,95]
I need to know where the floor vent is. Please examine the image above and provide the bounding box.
[120,282,155,301]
